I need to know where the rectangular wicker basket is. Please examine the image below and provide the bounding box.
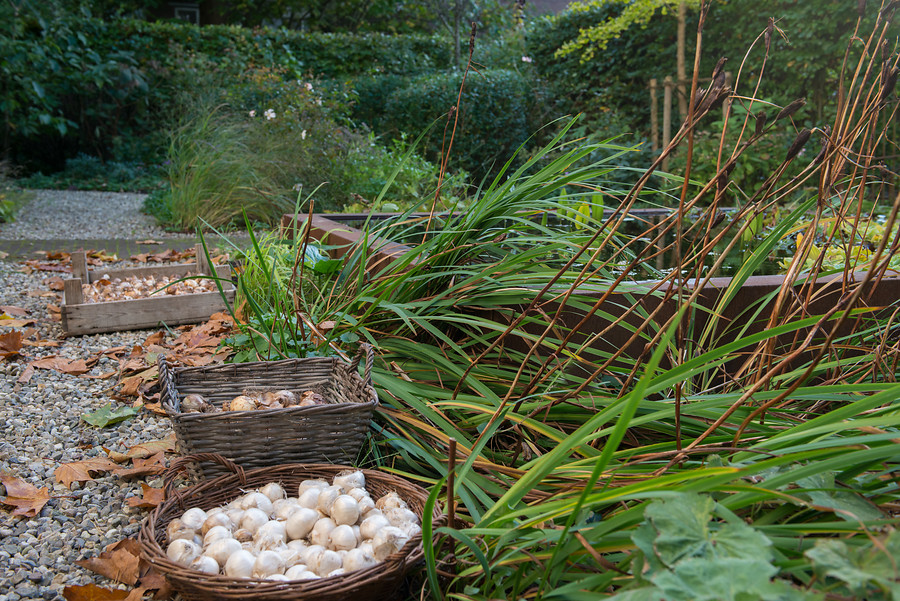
[158,345,377,479]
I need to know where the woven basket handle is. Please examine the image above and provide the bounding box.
[163,453,247,507]
[349,343,374,386]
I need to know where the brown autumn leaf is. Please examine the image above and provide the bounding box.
[0,316,36,328]
[62,584,131,601]
[17,363,35,384]
[0,331,24,360]
[113,452,166,479]
[31,355,97,376]
[143,331,166,347]
[54,457,120,489]
[0,305,28,316]
[0,471,51,517]
[76,538,142,586]
[137,566,172,597]
[125,433,176,460]
[126,483,166,509]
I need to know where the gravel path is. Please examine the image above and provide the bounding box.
[0,190,175,240]
[0,191,205,600]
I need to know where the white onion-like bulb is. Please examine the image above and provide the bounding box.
[317,486,342,515]
[241,492,275,516]
[191,555,220,575]
[205,538,242,567]
[252,549,285,578]
[357,496,376,517]
[240,508,270,534]
[201,512,234,536]
[347,487,369,502]
[326,568,346,578]
[385,507,420,530]
[375,492,407,512]
[286,507,318,540]
[278,546,301,568]
[203,525,232,547]
[224,549,255,578]
[166,539,201,566]
[329,524,358,551]
[332,470,366,492]
[310,517,336,548]
[359,514,390,541]
[233,528,253,543]
[343,547,378,573]
[267,574,290,581]
[298,479,329,497]
[298,488,322,510]
[181,507,208,531]
[260,482,287,502]
[285,567,319,580]
[287,539,309,553]
[357,541,374,557]
[372,526,410,561]
[301,545,325,572]
[225,507,245,525]
[284,564,313,580]
[166,519,195,543]
[255,520,287,548]
[330,495,360,526]
[316,550,342,576]
[273,498,301,521]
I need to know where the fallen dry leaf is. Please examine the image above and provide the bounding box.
[17,363,34,384]
[135,240,164,245]
[0,305,28,316]
[0,317,36,328]
[76,538,142,586]
[30,355,97,376]
[54,457,120,489]
[44,277,65,292]
[0,471,51,517]
[0,331,24,361]
[112,452,166,479]
[124,434,176,460]
[62,584,131,601]
[126,483,166,509]
[143,331,166,347]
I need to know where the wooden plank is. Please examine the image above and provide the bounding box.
[71,252,89,283]
[63,278,83,306]
[62,289,236,336]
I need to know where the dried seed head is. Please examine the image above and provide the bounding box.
[785,128,811,161]
[765,17,774,52]
[775,98,806,122]
[754,111,768,136]
[879,66,898,104]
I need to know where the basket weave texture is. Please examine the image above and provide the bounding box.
[139,453,444,601]
[159,345,377,479]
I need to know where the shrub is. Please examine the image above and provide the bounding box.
[0,9,452,174]
[382,69,532,181]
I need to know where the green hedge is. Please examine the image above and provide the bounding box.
[0,12,452,172]
[354,69,533,181]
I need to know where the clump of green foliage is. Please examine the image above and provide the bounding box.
[19,154,163,192]
[149,68,469,230]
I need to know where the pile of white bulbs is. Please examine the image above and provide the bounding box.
[164,470,421,581]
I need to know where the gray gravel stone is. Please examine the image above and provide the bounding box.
[0,259,176,597]
[0,190,174,240]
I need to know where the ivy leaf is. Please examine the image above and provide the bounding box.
[805,531,900,599]
[81,403,139,428]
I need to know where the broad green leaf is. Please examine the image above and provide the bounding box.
[81,403,139,428]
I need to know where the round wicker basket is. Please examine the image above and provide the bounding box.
[139,454,444,601]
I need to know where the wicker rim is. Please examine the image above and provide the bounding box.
[139,453,445,596]
[158,344,377,417]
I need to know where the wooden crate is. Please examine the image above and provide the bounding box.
[60,245,235,336]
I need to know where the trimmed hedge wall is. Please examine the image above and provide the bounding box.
[0,14,452,172]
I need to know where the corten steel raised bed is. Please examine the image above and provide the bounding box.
[60,244,235,336]
[282,212,900,378]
